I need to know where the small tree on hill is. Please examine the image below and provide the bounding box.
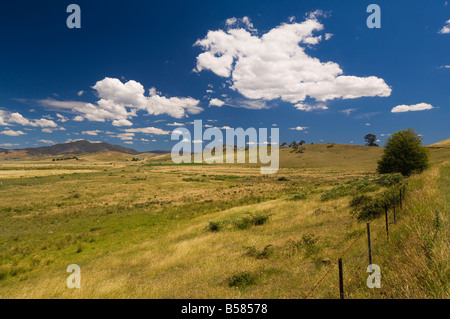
[364,134,378,147]
[377,128,429,176]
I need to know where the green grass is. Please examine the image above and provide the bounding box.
[0,145,448,298]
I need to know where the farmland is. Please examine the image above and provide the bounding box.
[0,144,448,298]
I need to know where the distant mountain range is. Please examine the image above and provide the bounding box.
[0,140,172,156]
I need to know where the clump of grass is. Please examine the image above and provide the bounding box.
[207,221,223,232]
[0,266,9,281]
[285,234,320,257]
[208,212,273,232]
[227,271,258,290]
[284,234,320,257]
[234,217,252,230]
[250,212,272,226]
[182,177,208,182]
[277,176,290,181]
[245,245,274,259]
[301,234,320,256]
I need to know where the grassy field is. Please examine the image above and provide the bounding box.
[0,144,448,298]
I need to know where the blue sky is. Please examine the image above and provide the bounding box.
[0,0,448,151]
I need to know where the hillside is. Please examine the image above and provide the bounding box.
[22,140,139,156]
[145,142,450,171]
[429,138,450,148]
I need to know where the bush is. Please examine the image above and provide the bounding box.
[349,194,373,209]
[377,128,429,176]
[207,221,223,232]
[245,245,274,259]
[351,187,399,221]
[277,176,290,181]
[227,271,258,289]
[234,217,253,230]
[209,213,272,232]
[376,173,404,187]
[354,197,385,221]
[250,213,271,226]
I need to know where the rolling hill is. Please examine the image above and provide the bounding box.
[429,138,450,148]
[23,140,139,156]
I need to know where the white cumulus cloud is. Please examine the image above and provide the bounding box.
[194,16,391,109]
[37,77,203,126]
[391,103,435,113]
[294,103,328,112]
[0,110,58,128]
[82,130,102,136]
[290,126,308,131]
[1,129,26,136]
[124,127,170,135]
[209,98,225,107]
[38,139,55,145]
[439,19,450,34]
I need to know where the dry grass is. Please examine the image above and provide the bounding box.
[0,145,448,299]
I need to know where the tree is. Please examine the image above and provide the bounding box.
[289,141,297,148]
[299,140,306,145]
[377,128,429,176]
[364,134,378,147]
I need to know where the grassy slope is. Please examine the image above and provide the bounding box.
[429,138,450,148]
[348,163,449,298]
[0,144,448,298]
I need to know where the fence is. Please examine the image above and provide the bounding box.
[303,183,408,299]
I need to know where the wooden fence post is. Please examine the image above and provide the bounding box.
[338,258,344,299]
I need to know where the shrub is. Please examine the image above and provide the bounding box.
[207,221,223,232]
[245,245,274,259]
[349,194,373,209]
[250,213,271,226]
[376,173,404,187]
[227,271,258,289]
[234,217,252,230]
[277,176,290,181]
[351,188,399,221]
[354,197,385,221]
[377,128,429,176]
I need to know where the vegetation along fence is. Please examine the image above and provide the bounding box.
[303,182,408,299]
